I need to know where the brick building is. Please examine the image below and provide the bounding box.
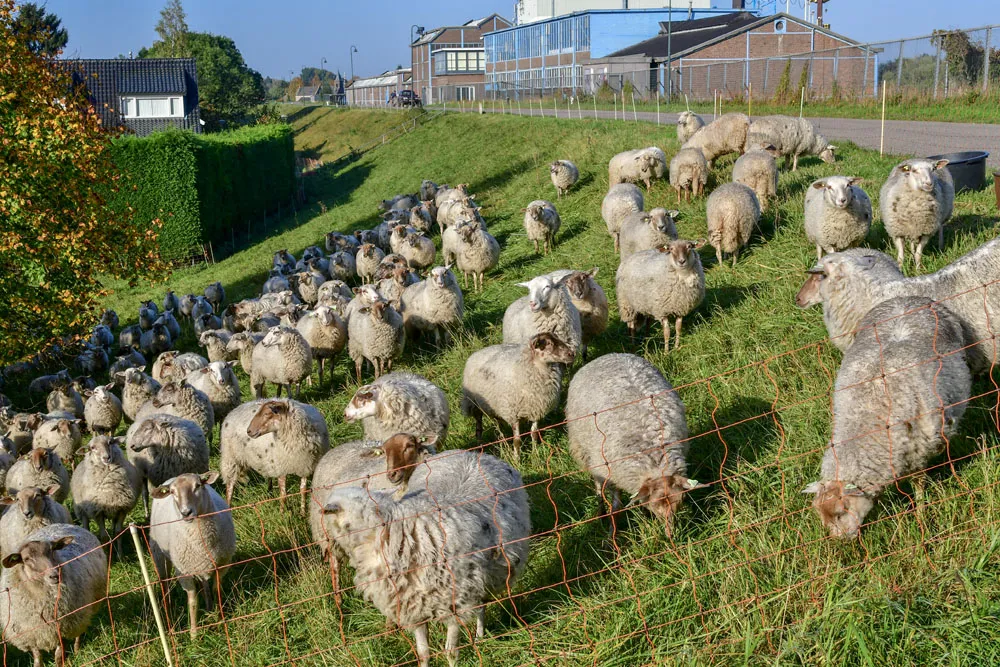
[346,69,413,107]
[411,14,512,104]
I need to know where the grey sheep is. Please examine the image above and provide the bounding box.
[0,486,71,559]
[28,370,71,396]
[601,183,644,253]
[549,159,579,197]
[566,353,703,535]
[400,266,464,348]
[744,114,836,171]
[804,176,873,259]
[0,524,108,667]
[706,182,761,267]
[522,200,561,255]
[193,312,223,337]
[420,179,439,202]
[435,183,471,207]
[204,281,225,311]
[263,269,291,294]
[609,147,666,191]
[503,274,583,359]
[89,324,114,350]
[190,295,214,321]
[149,472,236,638]
[6,413,35,454]
[409,203,435,234]
[317,279,354,306]
[199,329,234,363]
[272,249,297,274]
[461,333,575,456]
[108,349,146,377]
[380,193,419,211]
[250,325,313,399]
[163,289,180,315]
[545,268,609,360]
[139,322,173,358]
[732,143,780,211]
[220,399,330,512]
[139,300,159,330]
[347,299,405,381]
[118,324,143,352]
[139,380,215,441]
[226,331,265,376]
[454,222,500,291]
[178,294,197,321]
[617,240,707,351]
[676,110,706,144]
[290,270,326,306]
[46,383,84,419]
[154,310,181,340]
[117,367,161,422]
[329,251,357,283]
[6,448,69,502]
[152,350,209,384]
[682,112,750,165]
[0,437,16,489]
[100,309,119,330]
[32,417,82,461]
[184,361,242,422]
[879,158,955,270]
[75,347,108,376]
[343,372,450,444]
[355,243,386,283]
[437,197,481,231]
[803,297,971,539]
[82,384,123,434]
[326,231,360,254]
[126,414,210,513]
[296,306,347,386]
[70,435,141,542]
[618,208,679,259]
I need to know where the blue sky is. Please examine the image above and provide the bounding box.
[45,0,999,79]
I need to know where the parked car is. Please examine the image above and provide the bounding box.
[397,90,421,108]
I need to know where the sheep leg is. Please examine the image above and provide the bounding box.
[445,620,461,667]
[226,481,235,507]
[674,317,683,351]
[463,271,469,290]
[938,225,945,250]
[715,248,723,266]
[674,187,681,204]
[54,640,65,667]
[300,477,308,515]
[74,636,81,652]
[894,237,906,267]
[476,608,485,639]
[413,623,431,667]
[792,154,799,171]
[613,233,620,254]
[329,555,341,602]
[661,318,672,352]
[512,422,522,460]
[278,476,288,510]
[533,239,539,254]
[474,412,484,442]
[202,575,216,612]
[187,587,199,638]
[915,235,930,271]
[32,649,42,667]
[530,420,540,443]
[141,483,150,520]
[731,248,740,268]
[355,358,363,383]
[816,245,823,261]
[97,515,109,544]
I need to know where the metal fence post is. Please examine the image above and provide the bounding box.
[763,59,770,98]
[984,28,993,94]
[933,37,942,98]
[896,39,905,88]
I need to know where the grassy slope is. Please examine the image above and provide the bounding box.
[81,111,1000,667]
[280,105,424,164]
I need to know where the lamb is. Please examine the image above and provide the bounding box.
[879,158,955,270]
[141,381,215,442]
[347,299,405,380]
[400,231,436,269]
[522,200,561,255]
[608,147,666,191]
[118,367,161,422]
[250,325,313,399]
[618,208,679,259]
[184,361,241,422]
[802,296,971,538]
[669,147,709,204]
[502,274,583,359]
[804,176,873,259]
[732,143,780,211]
[220,399,329,512]
[461,333,575,456]
[154,310,181,340]
[399,265,464,348]
[70,436,141,542]
[199,329,234,363]
[126,414,209,512]
[6,448,69,502]
[682,112,750,165]
[153,350,209,384]
[45,383,84,418]
[139,322,172,358]
[296,306,347,386]
[566,353,703,534]
[0,524,108,667]
[149,472,236,638]
[616,240,707,350]
[344,372,450,444]
[744,115,836,171]
[545,268,608,359]
[454,223,500,291]
[355,243,385,283]
[706,182,761,267]
[0,486,71,558]
[549,159,579,197]
[163,289,180,314]
[601,183,644,253]
[108,349,147,377]
[675,110,706,144]
[225,331,264,376]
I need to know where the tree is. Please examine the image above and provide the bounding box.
[286,76,303,100]
[0,0,163,365]
[155,0,189,58]
[11,2,67,56]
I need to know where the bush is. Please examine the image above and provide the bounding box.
[773,59,792,103]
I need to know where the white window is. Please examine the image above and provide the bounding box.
[120,95,184,118]
[456,86,475,101]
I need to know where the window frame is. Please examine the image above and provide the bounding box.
[120,94,185,119]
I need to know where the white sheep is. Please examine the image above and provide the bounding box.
[609,147,666,191]
[618,208,679,259]
[400,266,464,348]
[343,372,450,444]
[879,158,955,270]
[549,159,579,197]
[184,361,242,422]
[82,384,123,434]
[250,325,313,399]
[706,182,761,267]
[70,435,141,542]
[502,274,583,359]
[732,143,780,211]
[744,115,836,171]
[522,200,561,255]
[0,485,71,559]
[347,299,405,381]
[454,223,500,291]
[804,176,873,259]
[682,112,750,165]
[126,414,209,514]
[6,448,69,502]
[545,268,609,360]
[676,110,706,144]
[601,183,644,253]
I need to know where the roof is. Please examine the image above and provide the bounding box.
[349,70,412,89]
[464,13,510,28]
[296,85,320,97]
[412,14,510,45]
[484,8,739,36]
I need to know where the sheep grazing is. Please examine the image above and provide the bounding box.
[100,309,120,330]
[296,306,347,386]
[0,525,108,667]
[601,183,644,253]
[199,329,234,363]
[745,114,835,171]
[344,372,450,444]
[879,158,955,270]
[617,240,707,351]
[682,112,750,165]
[675,110,706,144]
[706,182,761,267]
[220,399,329,512]
[250,325,313,399]
[566,353,703,534]
[6,448,69,502]
[462,333,575,456]
[400,265,464,348]
[0,486,71,559]
[139,322,173,358]
[522,200,561,255]
[733,143,780,211]
[126,414,210,513]
[618,208,679,259]
[546,268,608,360]
[355,243,386,284]
[45,382,84,419]
[118,367,161,422]
[144,380,215,442]
[347,299,405,381]
[70,436,141,543]
[454,222,500,291]
[503,274,583,359]
[83,384,123,434]
[609,147,666,191]
[184,361,241,422]
[149,472,236,638]
[804,176,873,259]
[803,297,971,538]
[549,159,579,197]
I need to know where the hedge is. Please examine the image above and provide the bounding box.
[111,124,295,259]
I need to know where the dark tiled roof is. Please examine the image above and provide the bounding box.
[607,12,761,58]
[296,86,320,97]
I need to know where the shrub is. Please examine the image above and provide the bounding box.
[773,59,792,103]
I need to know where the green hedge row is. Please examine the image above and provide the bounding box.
[111,125,295,258]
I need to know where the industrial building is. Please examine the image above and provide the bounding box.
[345,69,413,107]
[411,14,513,104]
[515,0,715,25]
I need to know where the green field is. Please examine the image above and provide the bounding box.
[68,108,1000,666]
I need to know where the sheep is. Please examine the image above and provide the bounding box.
[139,300,159,329]
[732,143,780,211]
[344,372,450,444]
[0,524,108,667]
[149,472,236,638]
[794,240,1000,374]
[399,231,436,269]
[82,384,123,434]
[0,486,71,559]
[89,324,114,350]
[437,197,482,231]
[290,270,326,306]
[263,269,291,294]
[706,182,761,267]
[356,243,385,284]
[70,435,141,543]
[250,325,313,399]
[141,380,215,441]
[522,200,561,255]
[434,183,471,207]
[75,347,108,377]
[802,296,971,539]
[616,240,707,350]
[163,289,180,315]
[294,306,347,386]
[669,147,709,204]
[0,437,16,489]
[100,309,120,330]
[545,268,608,360]
[119,324,143,352]
[347,299,405,381]
[126,414,209,513]
[139,323,173,358]
[45,383,84,419]
[154,310,181,340]
[326,231,361,254]
[461,333,575,456]
[198,329,234,363]
[184,362,241,422]
[118,367,161,422]
[380,193,419,211]
[28,370,71,396]
[549,159,579,197]
[6,414,36,454]
[190,296,215,322]
[220,399,329,512]
[420,179,439,202]
[502,274,583,359]
[744,114,836,171]
[225,331,264,377]
[6,448,69,502]
[879,158,955,270]
[329,251,357,283]
[618,208,679,259]
[676,110,706,144]
[399,266,464,348]
[376,266,411,310]
[317,279,354,306]
[108,349,147,376]
[178,294,197,321]
[682,112,750,165]
[454,223,500,292]
[153,351,209,384]
[272,249,297,274]
[566,353,703,534]
[409,203,435,234]
[804,176,873,259]
[194,312,223,337]
[608,147,666,191]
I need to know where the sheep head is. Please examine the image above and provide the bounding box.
[528,333,575,365]
[896,158,947,193]
[516,275,564,313]
[83,436,125,467]
[562,269,599,301]
[151,472,220,522]
[28,447,58,472]
[794,252,882,309]
[629,474,707,535]
[1,533,76,583]
[382,433,439,487]
[802,480,873,539]
[656,239,705,271]
[812,176,862,209]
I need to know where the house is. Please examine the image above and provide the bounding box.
[295,85,321,102]
[67,58,201,136]
[411,13,512,104]
[346,69,413,107]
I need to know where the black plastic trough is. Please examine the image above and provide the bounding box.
[926,151,990,193]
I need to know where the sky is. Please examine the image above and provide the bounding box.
[43,0,1000,80]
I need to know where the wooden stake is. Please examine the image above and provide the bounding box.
[880,80,887,156]
[748,81,752,117]
[800,86,805,118]
[631,93,637,122]
[130,525,173,667]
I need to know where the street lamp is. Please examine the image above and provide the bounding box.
[410,24,425,44]
[350,45,358,81]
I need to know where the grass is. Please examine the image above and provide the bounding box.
[50,109,1000,666]
[279,104,425,164]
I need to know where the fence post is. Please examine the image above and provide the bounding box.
[763,59,770,97]
[896,40,905,88]
[933,37,942,99]
[984,28,993,94]
[863,51,870,99]
[130,525,174,667]
[880,79,887,156]
[706,64,711,100]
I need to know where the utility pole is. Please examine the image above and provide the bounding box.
[815,0,826,26]
[666,0,672,102]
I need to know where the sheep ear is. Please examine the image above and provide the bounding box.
[667,210,680,218]
[516,282,531,289]
[82,389,93,398]
[227,360,239,368]
[856,256,877,270]
[811,181,827,190]
[418,435,438,454]
[933,159,949,171]
[52,536,75,551]
[103,382,115,391]
[0,496,15,507]
[801,482,822,495]
[588,267,599,278]
[45,484,61,497]
[200,471,220,486]
[693,239,708,249]
[150,485,172,499]
[654,245,669,253]
[683,478,709,490]
[2,553,22,568]
[322,500,344,514]
[827,145,837,152]
[847,177,864,186]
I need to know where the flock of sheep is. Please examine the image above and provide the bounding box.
[0,109,996,667]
